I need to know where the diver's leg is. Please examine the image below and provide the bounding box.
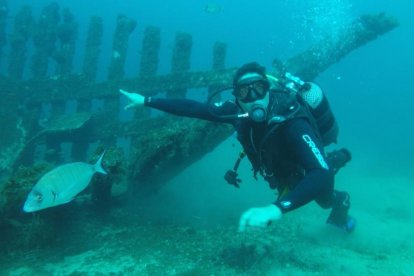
[326,190,356,232]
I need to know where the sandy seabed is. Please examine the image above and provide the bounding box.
[1,171,413,276]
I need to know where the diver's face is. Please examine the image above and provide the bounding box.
[233,73,270,122]
[233,78,269,103]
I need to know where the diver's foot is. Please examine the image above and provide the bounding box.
[327,215,356,233]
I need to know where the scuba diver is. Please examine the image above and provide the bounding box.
[120,62,355,233]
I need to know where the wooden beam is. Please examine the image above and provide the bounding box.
[284,13,399,80]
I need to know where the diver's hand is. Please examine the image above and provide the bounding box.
[238,204,282,232]
[119,89,145,110]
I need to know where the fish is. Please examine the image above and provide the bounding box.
[23,152,107,212]
[204,3,222,14]
[113,50,121,59]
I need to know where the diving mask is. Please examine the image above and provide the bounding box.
[233,76,269,103]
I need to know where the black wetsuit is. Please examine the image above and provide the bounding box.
[145,96,336,214]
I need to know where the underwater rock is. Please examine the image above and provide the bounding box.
[220,242,272,270]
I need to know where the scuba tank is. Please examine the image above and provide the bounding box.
[300,82,339,146]
[269,72,339,146]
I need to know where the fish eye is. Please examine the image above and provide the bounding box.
[35,193,43,202]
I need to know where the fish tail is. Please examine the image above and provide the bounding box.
[94,151,108,175]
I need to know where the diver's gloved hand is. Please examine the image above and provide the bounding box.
[119,89,145,110]
[238,204,282,232]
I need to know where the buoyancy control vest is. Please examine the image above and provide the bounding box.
[234,87,312,177]
[234,75,339,178]
[224,73,339,187]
